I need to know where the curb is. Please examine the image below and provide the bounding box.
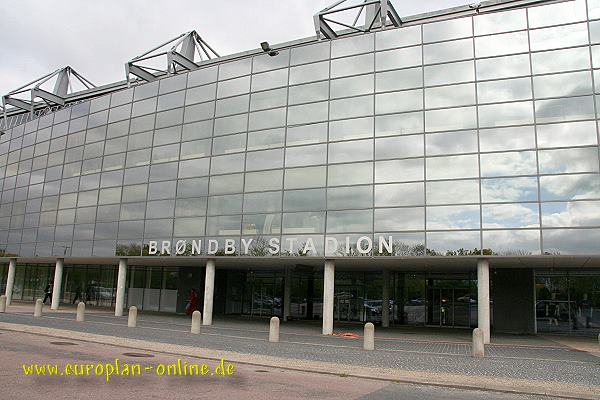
[0,321,598,400]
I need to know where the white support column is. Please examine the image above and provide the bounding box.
[203,259,215,326]
[115,258,127,317]
[477,259,491,344]
[382,269,390,328]
[283,267,291,322]
[51,258,64,310]
[322,260,335,335]
[5,258,16,306]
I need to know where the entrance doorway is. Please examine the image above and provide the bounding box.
[426,277,476,328]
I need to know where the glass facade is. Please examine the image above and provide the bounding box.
[0,0,599,259]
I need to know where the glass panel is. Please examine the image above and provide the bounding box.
[476,54,530,80]
[242,213,281,235]
[209,173,243,195]
[287,102,328,125]
[479,126,536,152]
[480,151,537,177]
[212,133,246,155]
[289,61,329,85]
[215,95,249,117]
[531,47,590,74]
[217,76,251,98]
[482,203,539,228]
[541,201,600,227]
[474,31,528,58]
[538,148,599,174]
[290,42,330,65]
[483,230,541,255]
[542,228,600,254]
[529,23,588,52]
[253,49,290,73]
[425,107,477,132]
[282,212,325,234]
[286,123,327,146]
[535,96,595,124]
[479,101,534,128]
[427,179,479,205]
[251,68,288,92]
[425,84,475,108]
[540,174,600,200]
[245,148,284,171]
[331,34,374,58]
[331,53,374,78]
[481,177,538,202]
[330,95,374,119]
[208,194,243,215]
[206,215,242,235]
[423,38,473,64]
[284,189,326,211]
[376,25,421,50]
[330,74,374,99]
[375,89,422,114]
[375,158,423,183]
[250,88,287,111]
[245,170,283,192]
[247,128,285,150]
[375,112,424,137]
[376,46,422,71]
[474,9,527,35]
[376,67,422,92]
[533,71,592,99]
[426,130,477,156]
[374,207,424,231]
[327,210,372,233]
[427,154,478,180]
[210,154,245,175]
[423,17,472,43]
[288,81,329,105]
[375,182,424,207]
[285,144,327,167]
[528,0,587,28]
[328,186,372,209]
[536,121,598,148]
[185,84,217,105]
[244,191,282,213]
[328,139,373,164]
[427,205,480,230]
[249,108,286,131]
[219,58,252,80]
[328,162,373,186]
[477,77,532,103]
[375,134,424,159]
[284,166,326,189]
[329,117,373,141]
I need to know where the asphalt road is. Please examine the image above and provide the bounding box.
[0,330,552,400]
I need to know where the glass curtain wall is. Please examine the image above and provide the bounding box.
[536,271,600,336]
[126,266,179,312]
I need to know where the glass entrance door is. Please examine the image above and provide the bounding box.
[428,288,454,326]
[426,277,475,327]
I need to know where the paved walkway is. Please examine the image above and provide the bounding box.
[1,302,599,399]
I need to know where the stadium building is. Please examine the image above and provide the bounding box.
[1,0,599,338]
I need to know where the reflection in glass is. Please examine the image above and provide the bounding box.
[538,148,599,174]
[423,38,473,64]
[329,162,373,186]
[425,84,475,109]
[376,67,422,93]
[282,212,325,234]
[376,46,422,71]
[531,47,590,74]
[533,71,592,99]
[423,17,472,43]
[540,174,600,201]
[375,159,423,183]
[536,121,598,148]
[474,9,527,35]
[542,228,600,255]
[427,155,478,180]
[374,207,424,231]
[475,31,528,58]
[327,210,372,233]
[479,126,535,152]
[482,203,539,228]
[476,54,530,81]
[329,117,373,141]
[329,139,373,164]
[426,180,479,205]
[477,77,532,104]
[541,201,600,227]
[535,96,595,124]
[425,60,474,86]
[284,166,326,189]
[376,134,424,159]
[426,231,480,255]
[375,182,424,207]
[427,205,480,230]
[480,151,536,177]
[425,107,476,132]
[376,25,421,50]
[330,74,374,99]
[284,189,326,211]
[479,101,533,128]
[330,95,374,120]
[289,62,329,85]
[375,112,424,137]
[328,186,372,209]
[245,170,283,192]
[529,23,588,52]
[482,230,541,255]
[285,144,327,167]
[481,177,538,203]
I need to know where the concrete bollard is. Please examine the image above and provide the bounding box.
[472,328,485,358]
[364,322,375,350]
[0,295,6,313]
[191,311,202,334]
[76,302,85,322]
[34,299,43,318]
[269,316,280,343]
[128,306,137,328]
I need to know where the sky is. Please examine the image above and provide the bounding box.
[0,0,475,96]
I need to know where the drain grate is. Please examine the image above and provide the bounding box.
[50,341,78,346]
[122,352,154,358]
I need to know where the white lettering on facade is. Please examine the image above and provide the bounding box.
[145,236,401,256]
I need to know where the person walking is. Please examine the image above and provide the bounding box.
[186,289,198,316]
[43,281,53,305]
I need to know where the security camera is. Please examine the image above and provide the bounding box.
[260,41,279,57]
